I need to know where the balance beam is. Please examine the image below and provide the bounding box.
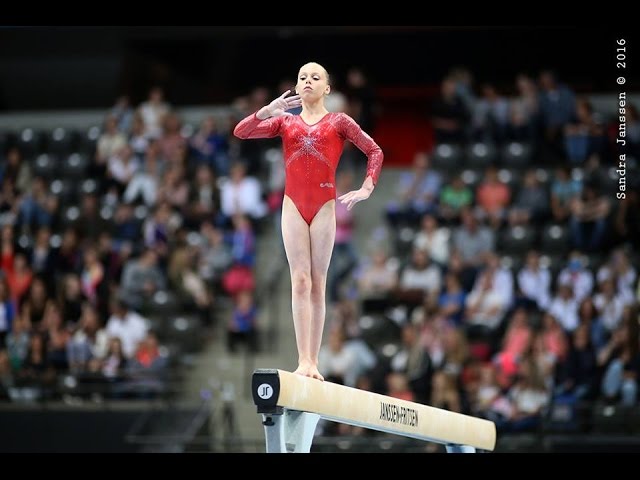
[252,369,496,453]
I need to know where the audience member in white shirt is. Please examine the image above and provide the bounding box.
[105,298,149,359]
[547,281,579,333]
[413,213,450,265]
[220,162,267,223]
[557,252,593,304]
[517,250,552,310]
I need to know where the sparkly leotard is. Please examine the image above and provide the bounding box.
[234,112,383,225]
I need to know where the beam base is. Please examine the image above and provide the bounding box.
[446,445,476,453]
[262,409,320,453]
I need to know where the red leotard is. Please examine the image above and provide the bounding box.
[234,112,383,225]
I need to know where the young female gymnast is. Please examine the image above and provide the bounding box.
[234,62,383,380]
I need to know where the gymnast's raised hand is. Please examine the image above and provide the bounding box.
[257,90,302,119]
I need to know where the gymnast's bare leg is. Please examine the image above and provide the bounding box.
[281,195,336,380]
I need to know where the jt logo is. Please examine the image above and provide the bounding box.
[257,383,273,400]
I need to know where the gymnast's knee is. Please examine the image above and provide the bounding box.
[291,271,312,296]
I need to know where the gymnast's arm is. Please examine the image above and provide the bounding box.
[340,113,384,193]
[233,90,302,139]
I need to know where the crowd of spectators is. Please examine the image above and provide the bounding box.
[320,68,640,441]
[0,86,273,401]
[1,66,639,449]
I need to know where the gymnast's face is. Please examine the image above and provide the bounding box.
[296,62,330,102]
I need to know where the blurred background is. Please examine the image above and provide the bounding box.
[0,25,639,453]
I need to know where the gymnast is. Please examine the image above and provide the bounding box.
[234,62,383,380]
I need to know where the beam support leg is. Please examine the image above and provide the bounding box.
[446,444,476,453]
[262,409,320,453]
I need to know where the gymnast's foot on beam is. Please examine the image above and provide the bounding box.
[293,362,324,381]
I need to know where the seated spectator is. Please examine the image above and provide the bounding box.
[80,246,105,308]
[107,145,139,194]
[413,214,450,266]
[168,245,213,325]
[95,114,127,174]
[59,273,87,325]
[111,95,134,133]
[190,116,230,176]
[387,372,415,402]
[357,248,398,299]
[503,355,550,432]
[471,83,510,144]
[508,74,539,142]
[156,164,190,209]
[126,331,169,397]
[0,178,18,227]
[508,169,549,226]
[557,252,594,304]
[137,86,170,140]
[452,209,495,270]
[96,337,129,380]
[437,273,466,326]
[563,97,607,164]
[318,323,375,387]
[539,312,569,364]
[430,370,461,412]
[516,250,552,310]
[123,139,164,207]
[475,165,511,229]
[547,281,579,333]
[111,203,141,247]
[441,326,469,377]
[464,271,508,341]
[6,307,30,371]
[105,297,149,359]
[439,174,473,224]
[480,252,514,309]
[16,176,58,231]
[431,76,470,144]
[598,318,640,406]
[0,146,32,195]
[496,308,533,381]
[20,276,49,330]
[28,227,55,283]
[550,165,582,223]
[220,162,267,225]
[230,214,256,268]
[66,303,108,374]
[396,248,442,307]
[593,278,626,334]
[538,70,576,158]
[472,363,512,421]
[597,248,637,305]
[3,252,33,305]
[0,276,15,345]
[555,323,596,400]
[158,112,186,164]
[227,289,258,353]
[444,250,477,293]
[184,165,219,230]
[128,112,149,162]
[120,249,167,310]
[143,202,175,260]
[41,301,70,372]
[197,221,233,285]
[14,333,56,397]
[74,194,109,242]
[390,322,433,403]
[569,181,611,252]
[385,153,442,228]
